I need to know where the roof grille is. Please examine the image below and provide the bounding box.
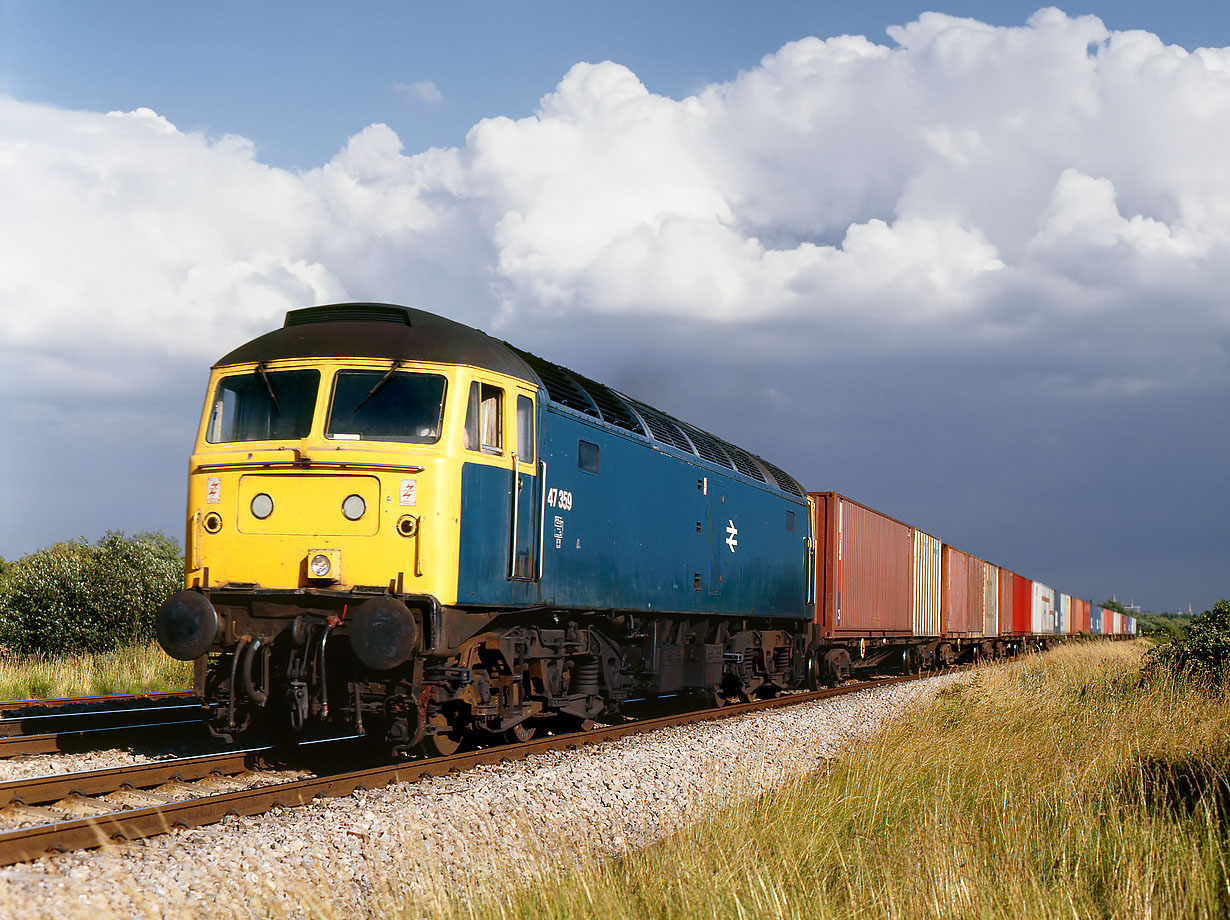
[285,303,413,327]
[626,399,696,453]
[510,348,646,436]
[724,444,768,483]
[757,458,805,497]
[681,425,735,470]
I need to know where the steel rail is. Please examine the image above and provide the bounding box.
[0,670,926,866]
[0,692,195,713]
[0,703,205,739]
[0,749,266,808]
[0,717,206,758]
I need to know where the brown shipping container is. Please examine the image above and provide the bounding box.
[997,567,1015,635]
[811,493,914,637]
[942,545,985,637]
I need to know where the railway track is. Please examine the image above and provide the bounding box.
[0,693,204,758]
[0,671,923,867]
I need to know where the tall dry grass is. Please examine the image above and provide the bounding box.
[466,641,1230,920]
[0,642,192,700]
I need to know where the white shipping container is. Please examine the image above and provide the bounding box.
[1032,582,1055,635]
[1058,593,1071,635]
[913,530,942,638]
[1113,612,1122,634]
[983,563,999,637]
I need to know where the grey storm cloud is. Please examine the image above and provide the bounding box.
[0,8,1227,610]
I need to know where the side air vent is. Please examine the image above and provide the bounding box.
[285,303,413,327]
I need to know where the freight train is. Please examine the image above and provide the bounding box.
[155,303,1136,753]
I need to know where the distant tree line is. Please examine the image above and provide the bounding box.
[0,532,183,655]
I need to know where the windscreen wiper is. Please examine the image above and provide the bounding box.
[351,360,404,413]
[256,362,281,415]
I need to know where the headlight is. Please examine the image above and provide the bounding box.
[251,493,274,520]
[341,494,366,521]
[310,554,332,577]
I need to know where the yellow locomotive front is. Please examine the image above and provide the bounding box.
[185,354,457,599]
[156,303,543,745]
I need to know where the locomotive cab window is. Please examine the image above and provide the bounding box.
[325,370,446,443]
[206,369,320,443]
[516,395,534,462]
[465,382,503,454]
[578,439,599,474]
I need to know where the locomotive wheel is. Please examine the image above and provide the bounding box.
[422,730,462,757]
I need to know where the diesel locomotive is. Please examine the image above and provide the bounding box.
[156,302,1135,753]
[156,303,815,752]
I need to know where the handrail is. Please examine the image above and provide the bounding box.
[536,460,547,582]
[507,452,520,580]
[195,461,425,473]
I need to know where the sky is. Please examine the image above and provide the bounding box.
[1,2,1228,613]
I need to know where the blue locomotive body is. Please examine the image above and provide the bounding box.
[458,400,810,616]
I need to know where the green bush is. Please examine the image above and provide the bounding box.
[1148,599,1230,686]
[0,532,183,655]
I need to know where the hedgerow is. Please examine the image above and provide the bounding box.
[1147,598,1230,686]
[0,532,183,655]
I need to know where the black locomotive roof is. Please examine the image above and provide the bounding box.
[213,303,537,382]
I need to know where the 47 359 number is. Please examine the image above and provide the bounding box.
[546,488,573,511]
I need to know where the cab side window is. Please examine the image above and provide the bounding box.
[465,381,503,454]
[516,395,534,463]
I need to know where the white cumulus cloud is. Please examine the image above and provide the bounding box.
[3,8,1230,595]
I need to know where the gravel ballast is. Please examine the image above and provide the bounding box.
[0,673,968,919]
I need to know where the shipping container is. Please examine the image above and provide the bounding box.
[1057,593,1070,635]
[1032,581,1055,635]
[1130,616,1137,635]
[997,567,1015,635]
[1093,606,1103,635]
[1070,597,1088,635]
[810,493,913,638]
[982,564,999,637]
[914,530,942,638]
[942,545,984,637]
[1113,611,1122,635]
[1012,574,1032,635]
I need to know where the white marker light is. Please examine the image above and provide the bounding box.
[251,493,274,520]
[310,554,332,577]
[342,494,366,521]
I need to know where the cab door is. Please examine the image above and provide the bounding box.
[509,391,541,588]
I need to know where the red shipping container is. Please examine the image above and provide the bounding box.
[811,493,914,637]
[942,545,984,637]
[1076,599,1090,634]
[1012,574,1032,635]
[997,567,1015,635]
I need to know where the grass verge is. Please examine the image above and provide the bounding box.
[466,641,1230,920]
[0,642,192,700]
